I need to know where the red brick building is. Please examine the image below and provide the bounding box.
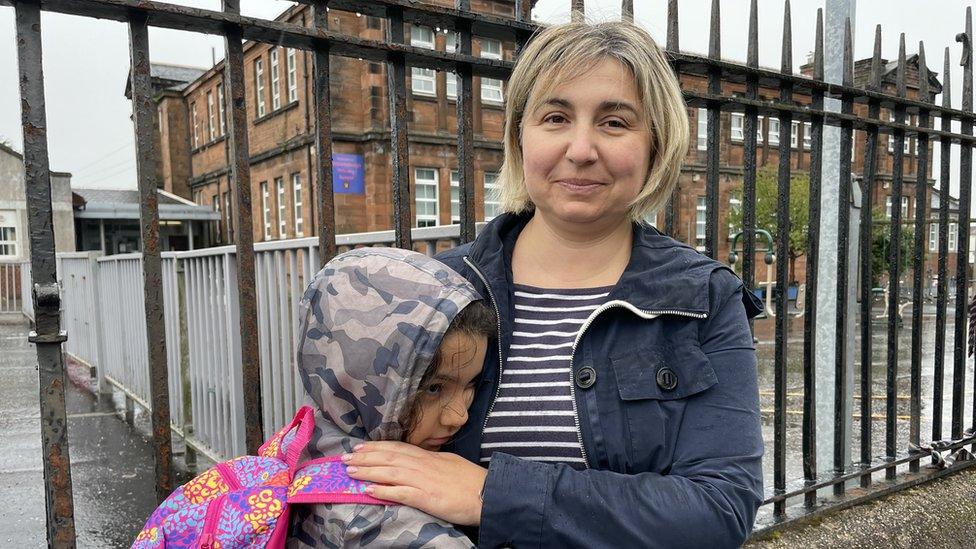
[140,2,960,290]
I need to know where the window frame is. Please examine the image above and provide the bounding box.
[260,182,271,240]
[292,173,303,237]
[286,48,298,103]
[414,168,440,228]
[276,176,286,238]
[255,57,266,117]
[270,47,281,110]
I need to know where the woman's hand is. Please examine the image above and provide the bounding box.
[342,441,487,526]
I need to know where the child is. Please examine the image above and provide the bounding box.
[287,247,495,548]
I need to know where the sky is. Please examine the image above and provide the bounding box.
[0,0,974,199]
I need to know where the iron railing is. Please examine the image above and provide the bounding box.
[4,0,976,545]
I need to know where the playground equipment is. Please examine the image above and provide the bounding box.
[728,229,804,318]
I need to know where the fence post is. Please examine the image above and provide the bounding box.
[176,258,196,469]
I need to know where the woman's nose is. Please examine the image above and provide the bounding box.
[564,126,599,165]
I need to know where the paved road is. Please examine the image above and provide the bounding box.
[0,320,163,547]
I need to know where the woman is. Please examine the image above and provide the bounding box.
[343,21,765,548]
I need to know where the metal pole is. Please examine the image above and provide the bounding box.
[15,1,77,545]
[817,0,856,485]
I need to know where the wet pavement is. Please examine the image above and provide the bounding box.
[2,300,974,545]
[0,320,170,548]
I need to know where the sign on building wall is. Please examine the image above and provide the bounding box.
[333,153,365,195]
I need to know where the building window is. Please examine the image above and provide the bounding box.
[949,222,958,252]
[158,105,166,134]
[255,57,266,117]
[480,39,504,103]
[769,117,780,146]
[886,196,892,218]
[411,26,437,96]
[292,173,303,237]
[191,101,199,148]
[790,121,799,148]
[0,211,17,258]
[730,112,744,141]
[929,223,938,252]
[415,168,439,227]
[276,176,286,238]
[217,84,226,135]
[902,196,910,219]
[450,170,461,224]
[224,191,233,242]
[728,195,741,239]
[213,196,221,241]
[484,172,501,220]
[888,112,912,154]
[270,48,281,110]
[286,48,298,103]
[206,90,216,141]
[697,108,708,151]
[261,182,271,240]
[446,32,458,100]
[803,121,812,150]
[696,196,706,250]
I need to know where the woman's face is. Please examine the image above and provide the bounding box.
[520,58,652,229]
[405,331,487,452]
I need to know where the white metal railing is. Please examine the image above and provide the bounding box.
[0,261,24,314]
[58,252,103,371]
[53,224,478,462]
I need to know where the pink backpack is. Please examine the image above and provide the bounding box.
[132,406,386,548]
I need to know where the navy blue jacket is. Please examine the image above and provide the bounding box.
[438,212,765,548]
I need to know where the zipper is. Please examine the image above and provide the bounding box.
[462,256,505,437]
[568,301,708,469]
[215,461,242,491]
[199,493,227,549]
[464,253,709,470]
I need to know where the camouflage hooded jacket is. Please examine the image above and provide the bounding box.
[286,248,482,549]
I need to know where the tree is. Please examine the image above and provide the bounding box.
[870,207,916,288]
[727,168,810,285]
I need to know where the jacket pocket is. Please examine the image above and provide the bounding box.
[609,343,717,470]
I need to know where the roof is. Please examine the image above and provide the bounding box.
[0,141,23,160]
[124,62,208,98]
[72,187,220,221]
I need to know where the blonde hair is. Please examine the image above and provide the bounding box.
[498,21,690,223]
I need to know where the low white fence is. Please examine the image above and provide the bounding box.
[52,224,475,462]
[0,261,25,315]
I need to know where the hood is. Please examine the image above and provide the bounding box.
[297,247,483,458]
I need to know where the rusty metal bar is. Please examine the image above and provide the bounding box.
[705,0,721,260]
[663,0,678,237]
[572,0,584,22]
[741,0,758,316]
[859,26,883,488]
[933,47,952,449]
[908,41,930,474]
[128,12,173,502]
[387,6,412,249]
[456,0,476,244]
[833,16,854,494]
[15,1,77,545]
[222,0,264,453]
[772,1,792,518]
[621,0,633,22]
[313,1,337,266]
[801,7,825,509]
[952,8,973,440]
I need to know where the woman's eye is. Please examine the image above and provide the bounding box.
[604,118,628,129]
[544,114,568,124]
[425,383,443,395]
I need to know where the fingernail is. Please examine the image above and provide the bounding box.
[346,466,358,474]
[340,453,353,462]
[353,443,364,452]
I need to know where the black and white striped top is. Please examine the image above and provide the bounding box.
[480,284,613,470]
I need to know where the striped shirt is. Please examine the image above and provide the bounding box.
[480,284,613,470]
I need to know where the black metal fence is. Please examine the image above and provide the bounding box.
[5,0,976,545]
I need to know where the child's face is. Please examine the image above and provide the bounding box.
[405,331,488,451]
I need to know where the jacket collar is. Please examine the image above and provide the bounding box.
[465,212,730,316]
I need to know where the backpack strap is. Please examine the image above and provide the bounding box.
[286,456,391,505]
[259,405,317,472]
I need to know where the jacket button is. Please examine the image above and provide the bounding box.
[576,366,596,389]
[656,367,678,391]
